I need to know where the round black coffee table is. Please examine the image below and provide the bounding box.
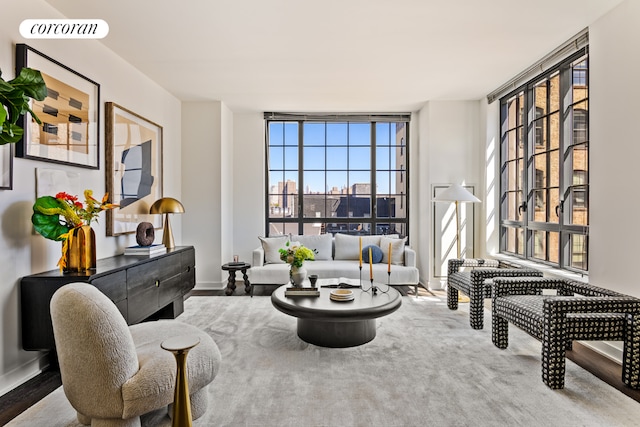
[271,285,402,348]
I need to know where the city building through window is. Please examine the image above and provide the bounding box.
[265,114,410,237]
[499,49,589,273]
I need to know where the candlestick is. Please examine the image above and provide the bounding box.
[388,243,392,273]
[368,247,373,281]
[359,237,362,268]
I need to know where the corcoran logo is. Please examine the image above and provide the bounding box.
[20,19,109,39]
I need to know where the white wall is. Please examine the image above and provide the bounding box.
[0,0,182,396]
[181,101,227,289]
[233,113,266,262]
[589,0,640,296]
[480,100,500,257]
[419,101,483,289]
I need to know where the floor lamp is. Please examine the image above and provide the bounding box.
[434,183,481,302]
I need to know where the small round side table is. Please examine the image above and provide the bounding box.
[161,335,200,427]
[221,262,251,296]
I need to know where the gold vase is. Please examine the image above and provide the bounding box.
[65,225,96,273]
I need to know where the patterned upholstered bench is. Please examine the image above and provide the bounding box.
[447,258,542,330]
[492,277,640,390]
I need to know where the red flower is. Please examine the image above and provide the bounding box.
[55,192,78,203]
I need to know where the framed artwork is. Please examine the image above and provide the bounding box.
[105,102,163,236]
[35,168,81,198]
[15,43,100,169]
[0,143,12,190]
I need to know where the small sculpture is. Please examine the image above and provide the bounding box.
[136,222,155,246]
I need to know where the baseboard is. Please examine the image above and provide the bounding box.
[0,353,50,398]
[194,281,226,290]
[426,278,446,291]
[567,342,640,403]
[580,341,623,364]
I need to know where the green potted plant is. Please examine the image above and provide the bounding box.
[32,190,118,271]
[0,67,47,145]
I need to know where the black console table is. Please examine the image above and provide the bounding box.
[20,246,196,351]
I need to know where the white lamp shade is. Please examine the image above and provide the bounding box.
[434,183,481,203]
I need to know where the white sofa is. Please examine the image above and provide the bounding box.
[249,233,420,293]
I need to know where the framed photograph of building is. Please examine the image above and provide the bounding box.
[105,102,163,236]
[15,44,100,169]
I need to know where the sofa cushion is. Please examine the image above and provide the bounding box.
[380,236,407,265]
[290,234,332,261]
[362,245,383,263]
[248,259,419,285]
[258,235,288,264]
[334,233,381,260]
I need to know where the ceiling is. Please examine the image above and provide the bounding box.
[46,0,623,113]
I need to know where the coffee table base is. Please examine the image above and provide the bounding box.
[297,318,376,348]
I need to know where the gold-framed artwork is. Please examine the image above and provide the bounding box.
[105,102,163,236]
[15,44,100,169]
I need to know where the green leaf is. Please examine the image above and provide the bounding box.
[0,123,23,145]
[9,68,47,101]
[0,67,47,144]
[0,87,25,124]
[32,196,71,241]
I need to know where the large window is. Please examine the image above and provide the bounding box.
[265,114,410,237]
[499,49,588,273]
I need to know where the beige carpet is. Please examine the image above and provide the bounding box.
[8,292,640,426]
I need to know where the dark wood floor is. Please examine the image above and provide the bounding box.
[1,286,638,425]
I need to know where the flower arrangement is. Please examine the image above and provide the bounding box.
[279,242,315,268]
[32,190,118,270]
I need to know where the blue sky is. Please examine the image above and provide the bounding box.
[268,122,399,194]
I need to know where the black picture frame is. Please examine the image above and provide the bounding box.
[15,44,100,169]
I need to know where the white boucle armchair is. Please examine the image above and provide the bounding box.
[50,283,221,427]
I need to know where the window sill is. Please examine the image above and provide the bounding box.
[492,253,588,283]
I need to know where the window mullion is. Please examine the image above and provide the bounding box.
[298,120,304,235]
[371,122,377,226]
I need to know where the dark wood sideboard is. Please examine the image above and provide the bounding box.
[20,246,196,351]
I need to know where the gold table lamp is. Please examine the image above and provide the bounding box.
[150,197,185,249]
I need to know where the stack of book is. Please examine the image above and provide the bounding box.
[284,287,320,297]
[124,244,167,256]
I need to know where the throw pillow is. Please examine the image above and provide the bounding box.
[362,245,383,263]
[380,236,407,265]
[290,234,332,260]
[258,235,288,264]
[334,233,382,260]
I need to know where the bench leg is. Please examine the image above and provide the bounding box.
[542,319,567,389]
[469,286,484,330]
[492,313,509,349]
[623,314,640,388]
[447,285,459,310]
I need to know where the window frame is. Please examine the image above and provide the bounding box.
[499,48,589,274]
[264,114,410,239]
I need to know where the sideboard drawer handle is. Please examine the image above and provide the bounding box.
[155,280,160,287]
